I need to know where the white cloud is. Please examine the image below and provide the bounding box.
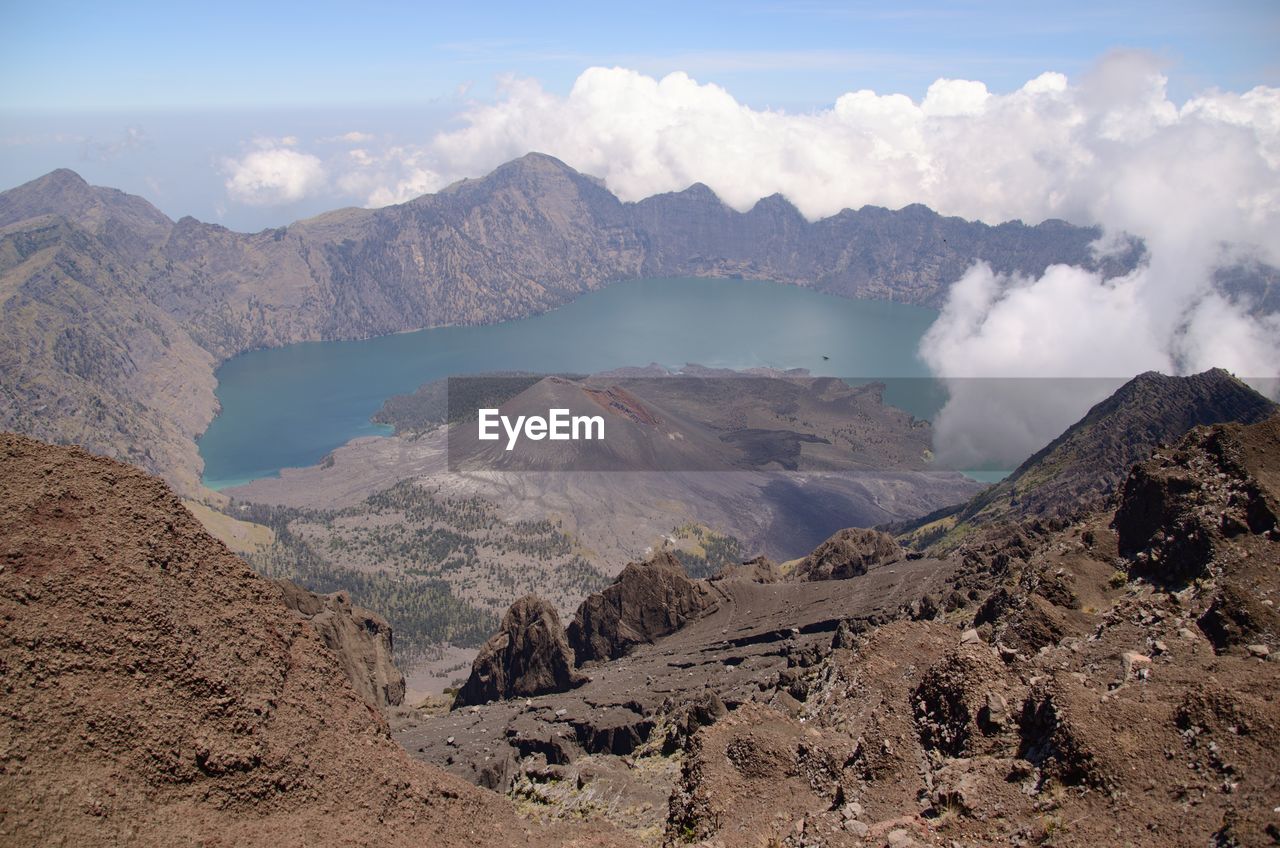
[365,168,444,207]
[919,262,1170,468]
[223,146,326,206]
[420,54,1279,465]
[920,78,990,117]
[422,56,1274,242]
[218,56,1279,467]
[333,145,446,207]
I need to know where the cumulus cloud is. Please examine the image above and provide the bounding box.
[919,262,1168,468]
[433,57,1278,349]
[220,56,1279,464]
[223,144,326,205]
[333,145,446,207]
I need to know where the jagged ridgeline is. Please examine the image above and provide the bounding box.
[1,155,1148,495]
[890,370,1279,551]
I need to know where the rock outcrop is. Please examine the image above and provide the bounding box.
[0,433,630,847]
[1117,416,1279,584]
[710,555,783,584]
[274,579,406,708]
[789,527,903,581]
[454,595,584,708]
[1116,416,1280,653]
[567,552,713,665]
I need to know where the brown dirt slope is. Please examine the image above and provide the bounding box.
[0,433,630,848]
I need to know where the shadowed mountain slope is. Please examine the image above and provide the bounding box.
[895,370,1278,550]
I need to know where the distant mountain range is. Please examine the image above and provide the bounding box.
[0,153,1211,493]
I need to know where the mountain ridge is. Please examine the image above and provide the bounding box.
[892,369,1279,550]
[0,156,1179,495]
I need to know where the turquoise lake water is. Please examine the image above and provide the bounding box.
[198,277,944,489]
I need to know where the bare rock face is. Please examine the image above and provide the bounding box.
[275,579,406,708]
[1116,416,1280,652]
[790,527,903,581]
[454,595,583,708]
[1117,417,1279,585]
[567,552,713,666]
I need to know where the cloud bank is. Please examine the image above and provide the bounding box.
[223,142,326,206]
[220,56,1279,462]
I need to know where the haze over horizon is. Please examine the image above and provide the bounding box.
[4,1,1278,419]
[2,2,1275,226]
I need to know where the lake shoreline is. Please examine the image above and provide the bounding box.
[200,277,940,489]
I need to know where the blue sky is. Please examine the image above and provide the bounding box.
[5,1,1277,110]
[2,0,1278,230]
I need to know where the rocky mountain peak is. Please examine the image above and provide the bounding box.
[933,370,1278,542]
[749,192,805,220]
[0,169,89,227]
[0,168,173,256]
[34,167,90,192]
[469,151,600,192]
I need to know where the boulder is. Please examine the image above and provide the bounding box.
[454,595,583,707]
[567,551,713,665]
[789,527,903,581]
[275,579,406,708]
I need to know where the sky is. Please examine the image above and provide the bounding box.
[2,1,1278,228]
[4,1,1278,112]
[2,0,1278,448]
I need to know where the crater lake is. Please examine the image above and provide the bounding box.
[198,277,941,489]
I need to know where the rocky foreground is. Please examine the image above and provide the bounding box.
[395,386,1280,846]
[0,433,630,847]
[1,372,1277,847]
